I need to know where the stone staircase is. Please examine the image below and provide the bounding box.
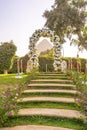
[18,73,82,130]
[18,73,82,119]
[1,73,83,130]
[0,125,74,130]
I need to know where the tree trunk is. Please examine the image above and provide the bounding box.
[4,70,8,74]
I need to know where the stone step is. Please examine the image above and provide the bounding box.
[28,83,75,88]
[23,89,76,94]
[37,76,68,79]
[31,79,73,83]
[0,125,74,130]
[41,72,64,74]
[39,74,67,76]
[18,97,74,103]
[18,108,82,118]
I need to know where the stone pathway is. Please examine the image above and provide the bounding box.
[37,75,68,79]
[28,83,75,87]
[0,125,74,130]
[1,73,83,130]
[23,89,76,94]
[18,97,75,103]
[38,74,67,76]
[31,79,73,83]
[18,108,82,118]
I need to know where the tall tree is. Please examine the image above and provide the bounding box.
[0,41,17,74]
[43,0,87,50]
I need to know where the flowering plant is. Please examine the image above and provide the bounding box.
[27,28,62,72]
[0,85,21,127]
[70,71,87,122]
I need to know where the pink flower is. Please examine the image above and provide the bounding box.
[4,105,9,108]
[7,111,12,115]
[85,115,87,119]
[83,105,87,108]
[5,93,10,97]
[77,98,83,103]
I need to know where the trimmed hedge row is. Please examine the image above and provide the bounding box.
[3,55,87,73]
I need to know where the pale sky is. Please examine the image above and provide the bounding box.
[0,0,87,58]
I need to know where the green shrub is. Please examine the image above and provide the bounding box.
[0,85,21,127]
[69,71,87,123]
[39,56,54,72]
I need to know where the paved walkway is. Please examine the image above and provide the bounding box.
[28,84,75,87]
[18,108,82,118]
[31,79,73,83]
[0,125,74,130]
[23,89,76,94]
[39,74,67,76]
[18,97,74,103]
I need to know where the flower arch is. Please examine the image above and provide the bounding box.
[26,28,62,72]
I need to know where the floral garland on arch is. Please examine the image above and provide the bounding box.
[26,28,62,72]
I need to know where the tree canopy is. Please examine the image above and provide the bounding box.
[0,41,17,74]
[43,0,87,49]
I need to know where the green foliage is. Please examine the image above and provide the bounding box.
[18,101,76,110]
[69,71,87,123]
[40,49,54,58]
[81,58,86,72]
[10,54,29,73]
[0,69,39,127]
[24,68,39,86]
[0,74,28,86]
[39,53,87,72]
[9,51,87,73]
[62,57,87,72]
[39,56,54,72]
[9,56,18,73]
[21,54,29,73]
[3,116,87,129]
[0,41,17,73]
[38,49,54,72]
[0,86,21,127]
[43,0,87,48]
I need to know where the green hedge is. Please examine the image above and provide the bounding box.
[8,55,87,73]
[9,54,29,73]
[62,57,87,72]
[39,56,54,72]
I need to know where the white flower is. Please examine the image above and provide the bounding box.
[16,93,19,96]
[14,96,17,99]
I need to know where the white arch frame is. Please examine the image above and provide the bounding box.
[26,28,62,72]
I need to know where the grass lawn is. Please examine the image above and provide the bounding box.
[21,92,75,98]
[28,86,75,90]
[0,72,87,129]
[0,73,28,84]
[0,73,28,92]
[2,116,87,130]
[18,101,77,110]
